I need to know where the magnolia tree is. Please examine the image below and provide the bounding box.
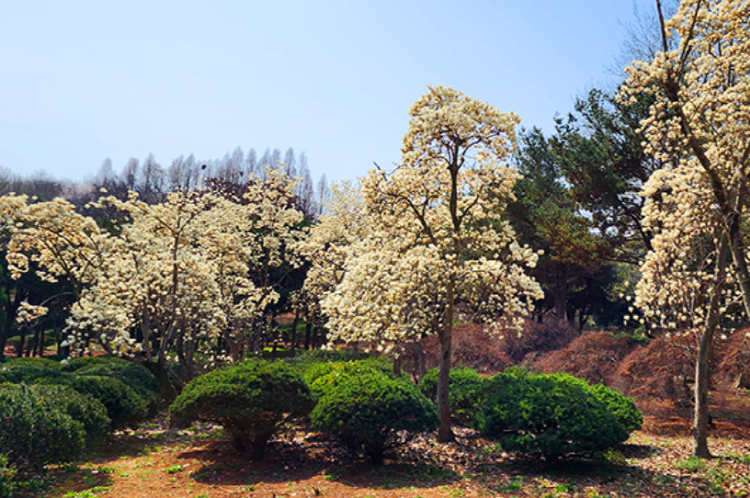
[297,181,369,347]
[0,172,306,386]
[620,0,750,456]
[322,87,543,441]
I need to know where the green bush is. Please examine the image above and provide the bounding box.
[75,361,160,413]
[170,359,315,460]
[0,454,15,498]
[305,359,392,394]
[3,357,61,370]
[66,376,148,429]
[546,373,643,433]
[419,367,486,424]
[0,360,66,384]
[0,384,86,471]
[60,355,133,372]
[29,384,111,444]
[285,349,373,370]
[310,369,438,463]
[476,370,628,459]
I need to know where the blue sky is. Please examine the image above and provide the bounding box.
[0,1,653,184]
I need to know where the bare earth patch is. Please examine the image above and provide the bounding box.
[42,406,750,498]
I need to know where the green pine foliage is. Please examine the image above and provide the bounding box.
[547,372,643,433]
[0,454,15,498]
[476,369,629,459]
[0,384,86,472]
[305,358,393,394]
[170,359,315,461]
[419,366,487,425]
[310,369,438,464]
[65,375,148,429]
[28,384,111,444]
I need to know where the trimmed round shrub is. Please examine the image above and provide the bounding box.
[548,373,643,434]
[310,369,439,463]
[476,370,628,459]
[419,366,486,425]
[60,355,133,372]
[170,359,316,460]
[306,359,393,395]
[0,360,66,384]
[75,361,160,414]
[67,375,148,429]
[0,384,85,471]
[29,384,111,444]
[285,349,372,368]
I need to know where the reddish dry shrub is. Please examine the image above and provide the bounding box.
[527,331,636,385]
[420,324,513,374]
[499,319,579,362]
[611,333,697,408]
[714,328,750,390]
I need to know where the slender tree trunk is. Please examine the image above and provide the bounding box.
[290,309,300,354]
[727,224,750,320]
[17,326,26,358]
[694,232,730,457]
[37,327,45,357]
[437,276,455,443]
[412,341,427,383]
[554,266,568,322]
[304,319,313,350]
[0,292,24,358]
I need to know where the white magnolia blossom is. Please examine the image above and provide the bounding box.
[0,169,306,368]
[321,86,543,349]
[620,0,750,331]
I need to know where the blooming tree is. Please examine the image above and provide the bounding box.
[322,87,542,441]
[620,0,750,456]
[1,172,306,385]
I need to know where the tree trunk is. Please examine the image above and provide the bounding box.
[290,309,300,354]
[437,276,455,443]
[17,326,26,358]
[693,232,730,457]
[0,291,24,358]
[304,320,312,350]
[412,341,427,383]
[37,327,45,357]
[554,266,568,322]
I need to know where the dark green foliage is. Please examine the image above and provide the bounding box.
[285,349,373,369]
[2,357,61,370]
[419,367,486,425]
[587,383,643,433]
[305,358,392,393]
[0,360,66,384]
[29,384,111,443]
[170,359,315,460]
[476,370,628,459]
[0,384,85,471]
[310,369,439,463]
[75,361,160,414]
[0,454,15,498]
[66,375,148,429]
[60,355,132,372]
[544,372,643,433]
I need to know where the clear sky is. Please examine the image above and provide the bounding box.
[0,0,653,184]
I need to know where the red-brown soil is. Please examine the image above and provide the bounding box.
[36,323,750,498]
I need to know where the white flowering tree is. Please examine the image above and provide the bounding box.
[1,172,306,391]
[620,0,750,456]
[322,87,543,441]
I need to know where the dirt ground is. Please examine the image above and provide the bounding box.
[42,393,750,498]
